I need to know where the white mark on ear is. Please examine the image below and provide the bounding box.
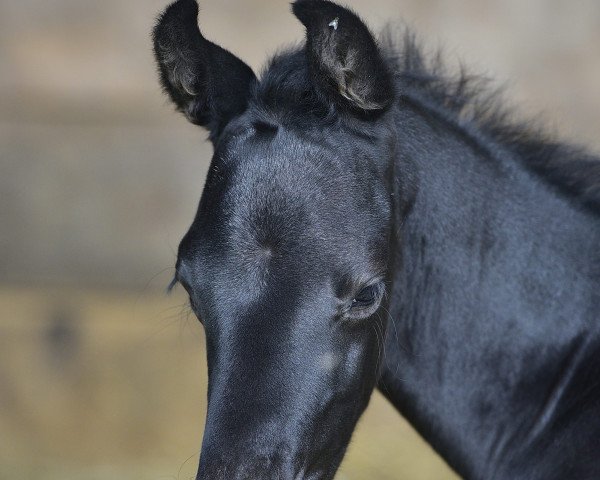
[328,17,339,31]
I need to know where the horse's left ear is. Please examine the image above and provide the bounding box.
[292,0,394,112]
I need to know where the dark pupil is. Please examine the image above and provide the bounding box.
[353,285,376,306]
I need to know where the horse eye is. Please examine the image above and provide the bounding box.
[351,284,380,309]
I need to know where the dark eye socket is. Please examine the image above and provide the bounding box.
[182,284,203,323]
[171,269,203,321]
[351,284,379,308]
[179,277,192,295]
[352,285,376,308]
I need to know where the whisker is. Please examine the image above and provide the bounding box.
[177,448,202,480]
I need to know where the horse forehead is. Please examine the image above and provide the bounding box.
[219,155,340,233]
[199,131,385,265]
[227,122,342,176]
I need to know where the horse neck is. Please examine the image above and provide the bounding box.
[379,100,600,479]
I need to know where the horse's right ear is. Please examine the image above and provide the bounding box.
[153,0,256,141]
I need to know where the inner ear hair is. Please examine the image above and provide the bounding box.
[292,0,394,112]
[153,0,256,139]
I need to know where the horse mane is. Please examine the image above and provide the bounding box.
[253,27,600,213]
[382,27,600,213]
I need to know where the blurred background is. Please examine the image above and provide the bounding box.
[1,0,599,478]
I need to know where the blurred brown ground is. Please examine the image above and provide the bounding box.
[0,0,599,478]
